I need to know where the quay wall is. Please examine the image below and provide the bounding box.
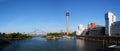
[76,36,120,45]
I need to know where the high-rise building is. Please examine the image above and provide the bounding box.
[105,11,116,36]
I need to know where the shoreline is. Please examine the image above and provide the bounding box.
[76,36,120,45]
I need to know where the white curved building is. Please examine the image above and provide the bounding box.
[105,11,116,36]
[76,24,85,36]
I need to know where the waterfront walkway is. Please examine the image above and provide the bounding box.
[77,36,120,45]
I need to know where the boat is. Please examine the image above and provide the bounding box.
[107,45,120,51]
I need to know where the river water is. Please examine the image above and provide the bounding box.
[2,36,104,51]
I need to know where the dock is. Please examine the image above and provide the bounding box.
[76,36,120,45]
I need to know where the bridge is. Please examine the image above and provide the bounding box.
[26,29,47,36]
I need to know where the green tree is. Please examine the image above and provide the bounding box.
[2,32,6,36]
[0,32,1,35]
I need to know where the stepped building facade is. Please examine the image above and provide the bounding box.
[105,11,120,36]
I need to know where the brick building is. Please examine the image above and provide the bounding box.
[88,23,96,29]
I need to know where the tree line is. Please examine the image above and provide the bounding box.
[0,32,32,40]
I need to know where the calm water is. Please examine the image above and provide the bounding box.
[2,37,104,51]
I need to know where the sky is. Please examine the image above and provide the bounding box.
[0,0,120,33]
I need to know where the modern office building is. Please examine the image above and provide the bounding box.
[89,25,105,36]
[76,24,85,36]
[111,21,120,36]
[105,11,116,36]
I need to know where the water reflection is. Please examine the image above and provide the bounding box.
[2,37,104,51]
[76,39,106,51]
[2,37,75,51]
[76,39,85,51]
[0,47,3,51]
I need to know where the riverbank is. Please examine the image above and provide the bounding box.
[0,32,33,50]
[0,37,33,51]
[77,36,120,45]
[43,32,75,40]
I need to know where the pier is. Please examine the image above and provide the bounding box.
[77,36,120,45]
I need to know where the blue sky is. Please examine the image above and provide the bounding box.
[0,0,120,33]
